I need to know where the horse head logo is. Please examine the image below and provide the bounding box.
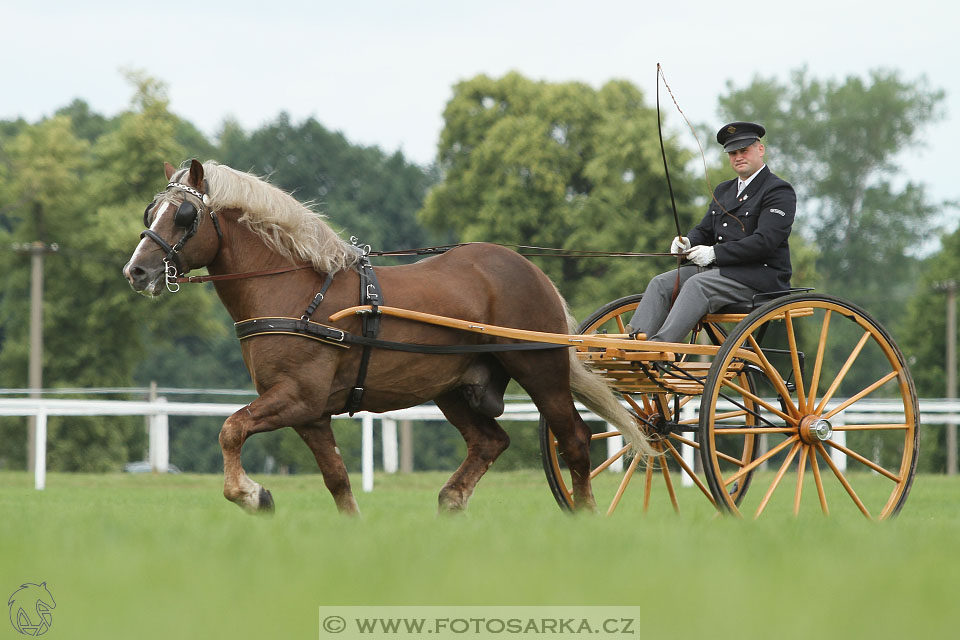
[8,582,56,636]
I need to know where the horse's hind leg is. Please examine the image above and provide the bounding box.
[434,390,511,513]
[293,420,359,516]
[501,353,597,512]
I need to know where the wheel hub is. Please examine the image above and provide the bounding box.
[799,415,833,444]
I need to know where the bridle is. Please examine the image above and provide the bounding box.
[140,180,224,291]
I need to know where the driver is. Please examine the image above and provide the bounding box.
[627,121,797,342]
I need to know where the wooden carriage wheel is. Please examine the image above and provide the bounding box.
[699,293,919,519]
[539,295,758,515]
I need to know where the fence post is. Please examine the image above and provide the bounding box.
[34,408,47,491]
[400,420,414,473]
[607,426,624,473]
[149,397,169,473]
[831,410,847,472]
[361,414,374,492]
[382,419,398,473]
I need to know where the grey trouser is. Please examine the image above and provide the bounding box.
[628,266,760,343]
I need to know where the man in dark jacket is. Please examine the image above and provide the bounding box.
[627,121,797,342]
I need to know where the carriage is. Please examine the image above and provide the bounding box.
[124,160,919,520]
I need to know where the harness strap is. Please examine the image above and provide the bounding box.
[301,273,337,321]
[234,317,564,354]
[346,259,383,415]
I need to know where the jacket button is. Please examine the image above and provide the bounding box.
[718,235,723,240]
[722,222,728,227]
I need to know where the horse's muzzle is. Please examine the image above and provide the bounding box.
[123,260,164,297]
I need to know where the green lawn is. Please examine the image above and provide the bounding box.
[2,470,959,639]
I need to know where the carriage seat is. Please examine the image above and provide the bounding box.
[705,288,813,321]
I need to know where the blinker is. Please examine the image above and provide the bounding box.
[174,201,198,228]
[143,202,156,227]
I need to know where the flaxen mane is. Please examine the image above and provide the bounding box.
[201,161,362,274]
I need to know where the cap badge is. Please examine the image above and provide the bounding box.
[727,126,736,134]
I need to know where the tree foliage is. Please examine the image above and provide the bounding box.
[899,226,960,398]
[716,68,946,323]
[420,72,702,316]
[0,76,223,471]
[217,113,439,255]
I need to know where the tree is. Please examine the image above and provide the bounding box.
[217,113,438,256]
[716,68,947,326]
[898,225,960,472]
[0,74,223,471]
[899,226,960,397]
[420,72,702,316]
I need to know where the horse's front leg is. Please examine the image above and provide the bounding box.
[294,420,359,516]
[219,386,305,514]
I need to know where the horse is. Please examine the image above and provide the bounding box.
[123,159,651,515]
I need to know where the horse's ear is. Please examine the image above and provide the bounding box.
[188,159,204,187]
[164,162,177,180]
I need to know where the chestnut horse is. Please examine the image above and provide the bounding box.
[123,160,650,515]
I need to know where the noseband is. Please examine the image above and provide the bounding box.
[140,181,224,285]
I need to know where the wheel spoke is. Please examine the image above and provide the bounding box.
[672,432,752,467]
[640,393,655,415]
[724,435,799,487]
[809,446,829,515]
[721,378,795,423]
[664,439,716,505]
[659,452,680,513]
[814,330,872,415]
[642,456,654,512]
[806,310,832,413]
[754,440,802,518]
[623,394,647,417]
[822,371,900,419]
[794,444,809,516]
[694,409,749,424]
[668,433,699,449]
[590,430,625,440]
[831,423,909,431]
[825,439,901,482]
[607,449,643,515]
[785,311,808,412]
[747,334,799,418]
[815,441,872,519]
[714,426,795,435]
[590,444,630,479]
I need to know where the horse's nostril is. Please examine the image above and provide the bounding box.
[123,263,146,285]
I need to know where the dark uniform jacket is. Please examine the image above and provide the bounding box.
[687,165,796,293]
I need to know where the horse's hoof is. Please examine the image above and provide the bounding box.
[257,487,275,514]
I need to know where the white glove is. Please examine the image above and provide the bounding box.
[687,245,716,267]
[670,236,691,254]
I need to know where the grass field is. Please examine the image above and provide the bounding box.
[2,469,960,639]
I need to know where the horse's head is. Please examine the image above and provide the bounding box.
[123,159,224,296]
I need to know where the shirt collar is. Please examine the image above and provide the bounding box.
[737,164,766,193]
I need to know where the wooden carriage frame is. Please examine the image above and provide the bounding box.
[332,290,920,520]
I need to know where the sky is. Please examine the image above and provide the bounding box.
[2,0,957,233]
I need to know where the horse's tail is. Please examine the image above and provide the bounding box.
[565,310,655,458]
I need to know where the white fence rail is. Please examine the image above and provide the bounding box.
[1,397,957,491]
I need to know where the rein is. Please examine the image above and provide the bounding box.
[167,243,681,288]
[174,264,314,283]
[367,242,679,259]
